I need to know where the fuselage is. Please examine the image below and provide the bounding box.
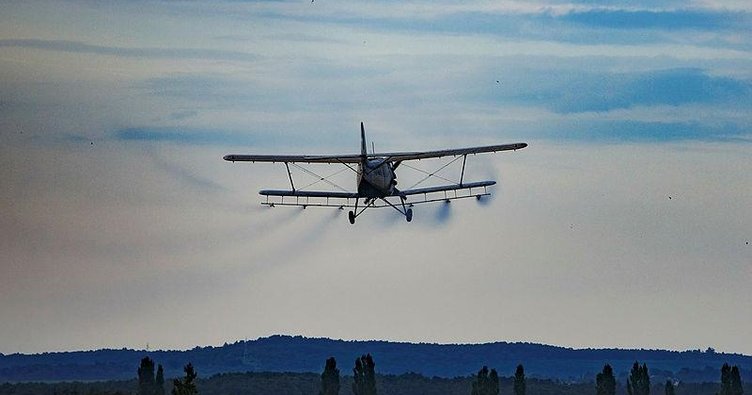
[357,159,396,198]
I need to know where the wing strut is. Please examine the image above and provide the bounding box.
[285,163,295,191]
[459,154,467,187]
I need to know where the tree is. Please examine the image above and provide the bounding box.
[320,357,340,395]
[596,364,617,395]
[665,380,675,395]
[137,357,165,395]
[730,365,744,395]
[471,366,499,395]
[514,364,526,395]
[627,362,650,395]
[172,363,198,395]
[720,363,732,395]
[155,365,165,395]
[138,357,155,395]
[720,364,744,395]
[489,369,500,395]
[352,354,376,395]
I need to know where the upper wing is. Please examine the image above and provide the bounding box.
[223,154,362,164]
[375,142,527,162]
[224,143,526,164]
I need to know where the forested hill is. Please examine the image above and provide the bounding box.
[1,335,750,383]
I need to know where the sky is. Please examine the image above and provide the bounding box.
[0,1,751,356]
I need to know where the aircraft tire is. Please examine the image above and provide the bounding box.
[406,208,413,222]
[348,211,356,224]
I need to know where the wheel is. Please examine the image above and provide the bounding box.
[348,211,356,224]
[405,208,413,222]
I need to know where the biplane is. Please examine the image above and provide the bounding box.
[223,123,527,224]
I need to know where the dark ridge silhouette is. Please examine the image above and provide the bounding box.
[1,335,750,382]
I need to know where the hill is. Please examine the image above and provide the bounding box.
[1,335,750,382]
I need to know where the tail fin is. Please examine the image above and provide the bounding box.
[360,122,367,158]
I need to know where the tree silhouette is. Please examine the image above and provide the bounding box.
[352,354,376,395]
[720,363,732,395]
[720,364,744,395]
[730,365,744,395]
[514,364,526,395]
[596,364,617,395]
[155,364,165,395]
[664,380,675,395]
[320,357,340,395]
[137,357,156,395]
[471,366,499,395]
[172,363,198,395]
[627,362,650,395]
[137,357,165,395]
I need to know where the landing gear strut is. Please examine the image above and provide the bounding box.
[347,198,375,224]
[347,196,413,224]
[378,196,414,222]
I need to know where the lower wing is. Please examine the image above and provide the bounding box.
[259,190,359,199]
[394,180,495,197]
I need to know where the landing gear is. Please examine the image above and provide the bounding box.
[348,197,413,224]
[377,196,415,223]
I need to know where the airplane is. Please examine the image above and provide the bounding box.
[223,122,527,224]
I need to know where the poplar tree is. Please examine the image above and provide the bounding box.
[514,364,526,395]
[664,380,675,395]
[352,354,376,395]
[138,357,156,395]
[172,363,198,395]
[720,363,732,395]
[320,357,340,395]
[721,364,744,395]
[730,365,744,395]
[596,364,617,395]
[471,366,499,395]
[627,362,650,395]
[155,364,165,395]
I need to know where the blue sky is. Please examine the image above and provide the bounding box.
[1,1,751,357]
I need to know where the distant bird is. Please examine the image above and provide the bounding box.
[496,80,500,84]
[90,141,94,145]
[668,196,672,200]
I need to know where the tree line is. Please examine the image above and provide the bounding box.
[319,355,743,395]
[0,355,744,395]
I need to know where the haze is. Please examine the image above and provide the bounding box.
[0,1,750,355]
